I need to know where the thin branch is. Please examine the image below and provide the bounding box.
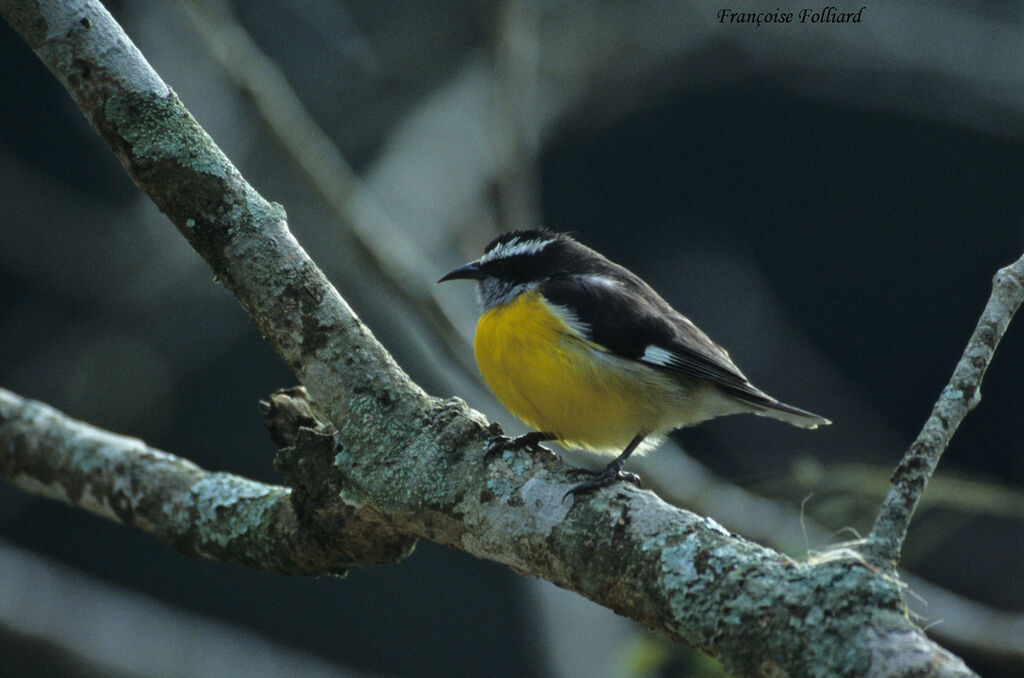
[0,387,414,574]
[864,253,1024,568]
[0,538,373,678]
[492,0,544,230]
[177,0,471,366]
[773,460,1024,522]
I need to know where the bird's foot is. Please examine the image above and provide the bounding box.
[485,431,555,461]
[563,462,641,501]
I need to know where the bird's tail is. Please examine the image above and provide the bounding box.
[734,390,831,429]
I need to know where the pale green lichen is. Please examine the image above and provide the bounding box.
[103,90,228,176]
[645,519,909,677]
[191,473,285,550]
[499,448,535,476]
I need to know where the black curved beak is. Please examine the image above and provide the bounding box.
[438,261,482,283]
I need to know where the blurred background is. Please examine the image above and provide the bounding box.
[2,1,1023,676]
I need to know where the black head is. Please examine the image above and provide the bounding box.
[438,230,602,309]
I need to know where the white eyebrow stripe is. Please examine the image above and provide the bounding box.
[480,236,554,263]
[640,345,676,367]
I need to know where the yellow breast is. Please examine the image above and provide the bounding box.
[474,291,692,453]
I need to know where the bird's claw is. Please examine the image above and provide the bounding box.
[485,431,554,461]
[562,466,642,502]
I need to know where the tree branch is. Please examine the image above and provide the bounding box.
[0,387,414,574]
[0,1,997,675]
[864,253,1024,568]
[0,384,976,677]
[178,0,450,322]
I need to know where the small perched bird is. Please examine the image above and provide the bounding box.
[439,230,829,496]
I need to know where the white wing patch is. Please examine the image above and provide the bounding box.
[480,235,554,264]
[640,345,677,367]
[577,273,621,290]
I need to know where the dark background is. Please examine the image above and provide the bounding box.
[2,2,1022,677]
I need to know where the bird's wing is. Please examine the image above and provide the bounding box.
[540,273,755,393]
[541,271,830,428]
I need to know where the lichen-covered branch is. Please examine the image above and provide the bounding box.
[0,386,976,678]
[0,387,414,573]
[0,1,989,675]
[865,253,1024,568]
[3,0,431,450]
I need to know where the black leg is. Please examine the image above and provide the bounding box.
[486,430,557,460]
[564,433,646,500]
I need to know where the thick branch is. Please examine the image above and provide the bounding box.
[865,254,1024,567]
[2,0,430,449]
[0,387,414,574]
[1,385,975,678]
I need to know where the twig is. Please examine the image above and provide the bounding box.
[492,0,543,229]
[864,253,1024,568]
[0,537,372,677]
[177,0,479,376]
[178,0,423,294]
[777,460,1024,522]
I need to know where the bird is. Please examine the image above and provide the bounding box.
[439,229,829,497]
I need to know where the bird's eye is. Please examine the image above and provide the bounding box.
[490,259,515,277]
